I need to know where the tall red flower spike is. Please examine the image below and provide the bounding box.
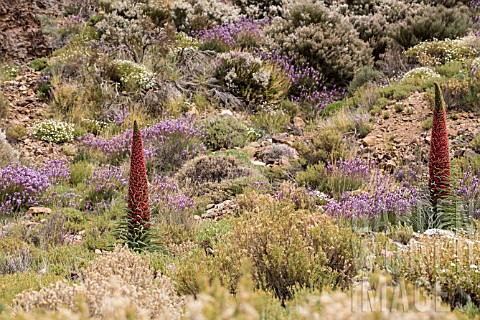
[128,120,151,229]
[429,82,451,206]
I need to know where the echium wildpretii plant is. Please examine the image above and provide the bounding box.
[429,82,451,208]
[115,121,160,253]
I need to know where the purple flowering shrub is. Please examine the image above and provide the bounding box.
[197,18,265,52]
[325,169,421,228]
[149,176,196,225]
[457,167,480,217]
[258,50,345,117]
[297,158,374,199]
[0,161,71,215]
[80,116,205,171]
[84,165,128,209]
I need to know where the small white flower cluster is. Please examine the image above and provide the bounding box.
[401,67,441,82]
[33,119,75,143]
[405,35,479,66]
[252,70,271,88]
[224,69,238,88]
[114,60,156,90]
[0,64,20,79]
[81,119,109,133]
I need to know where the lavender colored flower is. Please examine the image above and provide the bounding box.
[456,167,480,217]
[196,18,267,51]
[85,165,127,206]
[150,176,195,215]
[325,172,421,219]
[79,116,205,168]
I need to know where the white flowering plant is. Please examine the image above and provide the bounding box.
[401,67,441,83]
[0,63,20,82]
[33,119,75,143]
[214,51,290,105]
[171,0,242,32]
[405,35,480,66]
[113,60,156,91]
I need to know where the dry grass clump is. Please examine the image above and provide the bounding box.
[401,235,480,309]
[0,128,18,168]
[14,246,184,319]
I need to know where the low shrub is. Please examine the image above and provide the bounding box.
[5,124,27,142]
[33,119,75,143]
[201,115,253,151]
[401,67,441,83]
[175,192,359,302]
[348,66,383,94]
[251,103,291,135]
[214,51,290,105]
[390,4,469,49]
[112,60,156,91]
[28,58,48,71]
[0,93,8,119]
[0,129,18,168]
[80,117,205,171]
[297,158,373,199]
[0,237,34,275]
[294,128,346,166]
[265,0,373,85]
[171,0,241,32]
[405,35,480,66]
[175,154,261,203]
[0,161,70,214]
[14,246,184,318]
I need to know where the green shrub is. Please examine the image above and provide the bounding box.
[5,124,27,142]
[69,160,95,185]
[296,163,366,199]
[33,119,75,143]
[0,93,8,119]
[265,0,372,85]
[175,192,358,302]
[201,115,253,151]
[470,134,480,152]
[175,154,263,203]
[422,117,433,131]
[348,66,383,94]
[251,104,291,135]
[0,238,34,275]
[295,128,346,167]
[28,58,48,71]
[390,4,469,49]
[214,51,290,105]
[0,64,20,83]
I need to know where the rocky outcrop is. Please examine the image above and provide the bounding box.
[0,0,63,62]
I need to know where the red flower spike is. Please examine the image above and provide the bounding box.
[127,120,151,229]
[428,82,451,206]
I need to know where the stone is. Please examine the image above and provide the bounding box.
[424,229,455,238]
[220,109,233,116]
[293,116,305,128]
[361,136,376,147]
[251,160,266,166]
[27,206,52,216]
